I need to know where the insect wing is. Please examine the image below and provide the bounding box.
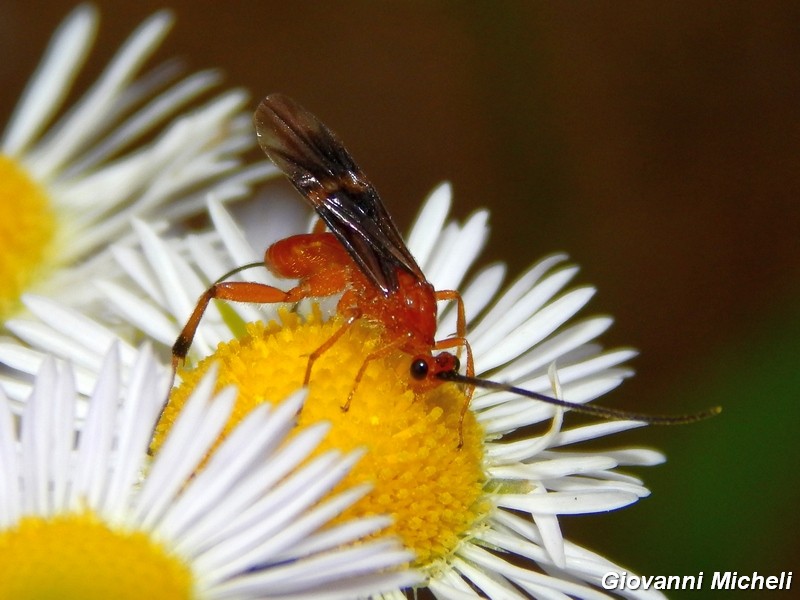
[254,93,426,294]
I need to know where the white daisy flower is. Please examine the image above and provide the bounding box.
[0,4,273,323]
[0,185,685,598]
[0,343,419,598]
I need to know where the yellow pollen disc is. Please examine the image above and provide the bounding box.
[157,308,489,569]
[0,512,192,600]
[0,155,57,320]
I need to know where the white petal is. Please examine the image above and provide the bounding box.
[476,286,596,372]
[531,485,566,569]
[193,450,363,576]
[208,197,264,273]
[48,360,76,514]
[130,220,203,337]
[0,385,21,525]
[407,182,452,267]
[468,253,569,340]
[65,69,222,175]
[274,515,393,562]
[21,295,138,364]
[96,280,178,346]
[174,418,330,555]
[450,555,530,599]
[485,319,621,383]
[550,420,649,448]
[103,345,169,516]
[438,262,506,337]
[544,476,651,499]
[457,545,611,600]
[2,5,98,155]
[429,576,486,600]
[110,244,167,306]
[209,554,419,600]
[159,403,279,539]
[7,318,114,374]
[70,346,120,509]
[25,359,69,516]
[132,370,234,529]
[495,490,639,515]
[28,11,175,179]
[426,210,489,292]
[489,456,618,481]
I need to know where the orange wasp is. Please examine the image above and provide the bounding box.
[173,94,719,441]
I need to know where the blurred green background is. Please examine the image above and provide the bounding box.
[2,2,797,597]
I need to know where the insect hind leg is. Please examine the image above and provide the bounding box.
[172,281,295,369]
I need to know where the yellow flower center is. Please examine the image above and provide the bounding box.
[0,512,192,600]
[156,308,489,570]
[0,155,57,320]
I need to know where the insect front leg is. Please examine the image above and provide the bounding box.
[435,289,467,358]
[343,333,411,412]
[303,307,361,385]
[311,218,327,234]
[434,335,474,448]
[172,281,295,369]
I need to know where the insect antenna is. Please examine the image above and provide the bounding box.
[213,261,265,284]
[437,371,722,424]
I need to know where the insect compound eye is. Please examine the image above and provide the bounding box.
[410,358,429,380]
[452,356,461,373]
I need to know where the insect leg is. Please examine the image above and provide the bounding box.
[311,218,327,234]
[172,281,294,369]
[434,335,474,448]
[435,289,466,357]
[303,309,361,385]
[342,333,411,412]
